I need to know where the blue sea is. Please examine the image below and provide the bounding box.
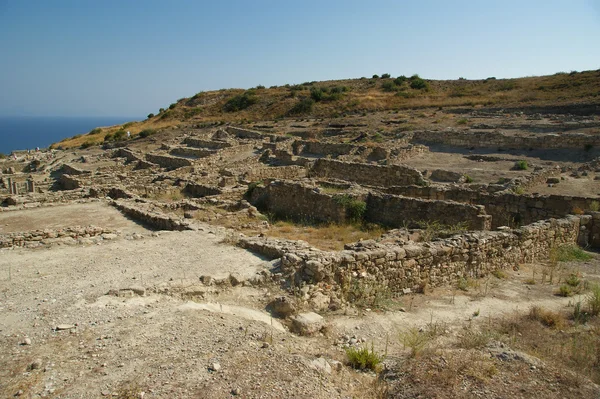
[0,116,141,154]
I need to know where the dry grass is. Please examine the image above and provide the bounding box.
[266,221,386,251]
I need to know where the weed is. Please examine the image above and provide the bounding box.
[565,272,581,287]
[512,186,525,195]
[555,245,593,262]
[464,174,473,183]
[400,327,433,358]
[346,343,384,371]
[456,118,469,125]
[457,277,469,291]
[558,284,574,297]
[587,284,600,316]
[529,306,566,328]
[491,269,507,279]
[590,201,600,212]
[514,160,528,170]
[457,328,492,349]
[139,129,156,138]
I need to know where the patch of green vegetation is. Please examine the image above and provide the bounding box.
[288,97,314,115]
[89,127,102,135]
[456,118,469,125]
[381,73,391,79]
[346,343,384,371]
[147,113,155,119]
[80,141,95,149]
[515,160,528,170]
[139,129,156,138]
[409,74,429,90]
[223,91,258,112]
[555,245,593,262]
[464,174,474,183]
[333,194,367,222]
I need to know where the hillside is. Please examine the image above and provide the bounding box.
[54,69,600,149]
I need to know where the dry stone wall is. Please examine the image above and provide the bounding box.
[310,158,426,187]
[386,185,598,227]
[241,216,581,296]
[145,153,192,169]
[249,181,347,224]
[365,193,491,230]
[412,130,600,150]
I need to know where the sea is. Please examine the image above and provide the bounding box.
[0,116,141,154]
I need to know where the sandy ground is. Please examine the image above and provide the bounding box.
[2,220,599,398]
[0,203,152,234]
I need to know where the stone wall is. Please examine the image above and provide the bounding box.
[386,185,599,228]
[183,182,223,198]
[243,166,308,181]
[58,174,82,190]
[310,158,426,187]
[60,164,90,176]
[365,193,491,230]
[112,200,192,231]
[0,226,119,249]
[240,215,581,297]
[170,147,215,159]
[226,126,265,140]
[113,148,142,163]
[145,153,192,169]
[249,181,347,223]
[183,138,233,149]
[412,130,600,150]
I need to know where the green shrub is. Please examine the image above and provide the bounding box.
[104,133,114,142]
[147,113,155,119]
[457,118,469,125]
[410,76,429,90]
[244,181,263,199]
[372,74,379,79]
[89,128,102,135]
[80,141,95,149]
[255,84,265,89]
[346,344,383,371]
[168,103,176,110]
[310,87,324,102]
[381,73,391,79]
[381,81,397,92]
[497,81,516,91]
[113,129,127,141]
[394,76,407,85]
[223,91,258,112]
[558,284,574,297]
[158,107,165,113]
[515,160,528,170]
[565,273,581,287]
[288,97,314,115]
[590,201,600,212]
[464,175,474,183]
[334,194,367,222]
[139,129,156,138]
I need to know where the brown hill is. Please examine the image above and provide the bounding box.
[54,69,600,149]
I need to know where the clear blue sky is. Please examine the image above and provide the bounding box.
[1,0,599,117]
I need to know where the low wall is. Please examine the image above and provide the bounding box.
[183,183,223,198]
[145,153,192,169]
[226,126,265,140]
[60,164,90,176]
[386,185,599,228]
[183,137,233,149]
[240,215,581,297]
[412,130,600,151]
[170,147,215,159]
[113,148,142,163]
[1,226,118,249]
[365,193,491,230]
[249,181,347,224]
[58,174,82,190]
[310,158,426,187]
[244,166,307,181]
[112,201,192,231]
